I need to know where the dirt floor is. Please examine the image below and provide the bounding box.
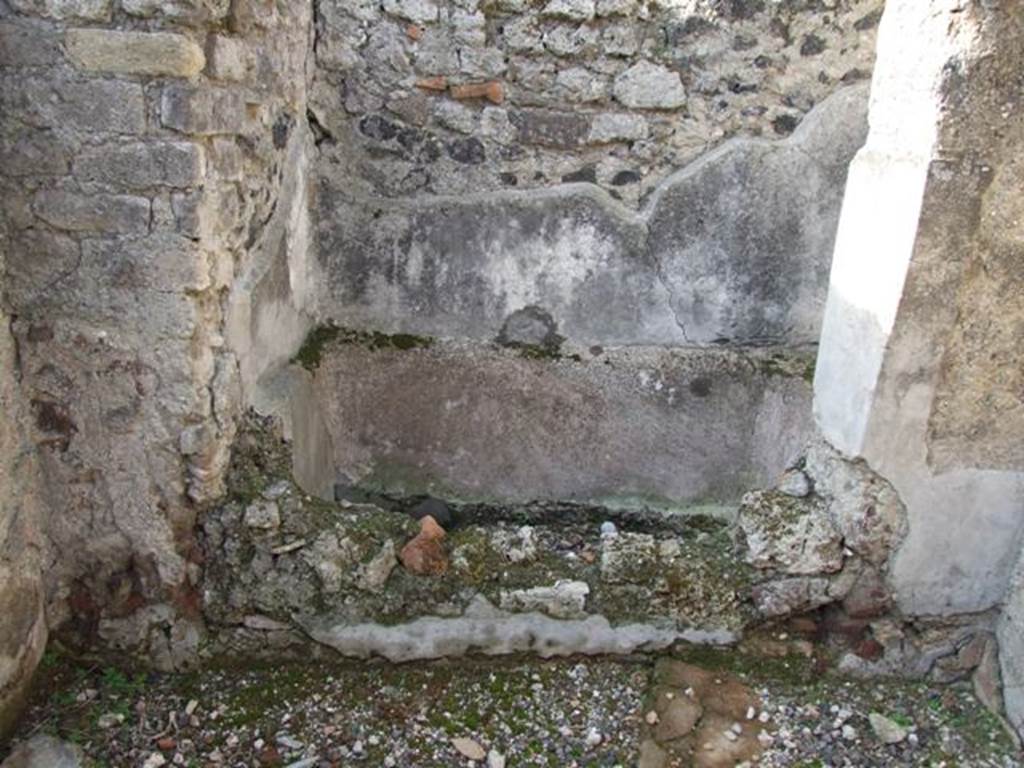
[3,637,1019,768]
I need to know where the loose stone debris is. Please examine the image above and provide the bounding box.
[3,641,1017,768]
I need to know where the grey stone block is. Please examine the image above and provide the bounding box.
[7,0,111,21]
[0,734,83,768]
[11,77,145,134]
[4,228,81,312]
[381,0,438,23]
[541,0,596,21]
[121,0,230,25]
[79,234,209,294]
[0,22,62,67]
[204,34,249,81]
[613,61,686,109]
[161,84,250,135]
[13,233,204,330]
[0,131,70,176]
[75,141,205,189]
[588,112,648,143]
[32,190,150,233]
[305,341,813,506]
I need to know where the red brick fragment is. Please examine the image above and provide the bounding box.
[399,515,448,576]
[416,76,448,92]
[450,80,504,104]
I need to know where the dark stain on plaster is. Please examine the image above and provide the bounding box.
[689,377,713,397]
[272,113,293,149]
[31,398,76,452]
[496,306,568,360]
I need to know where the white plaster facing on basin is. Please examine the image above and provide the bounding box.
[300,596,735,663]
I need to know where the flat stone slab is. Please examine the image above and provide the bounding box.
[302,339,814,506]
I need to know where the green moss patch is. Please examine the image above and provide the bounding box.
[293,323,433,370]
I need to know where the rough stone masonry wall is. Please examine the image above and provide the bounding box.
[0,0,313,707]
[312,0,883,205]
[0,245,47,738]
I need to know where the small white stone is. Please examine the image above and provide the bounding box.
[585,728,603,746]
[97,712,125,729]
[613,60,686,109]
[451,737,486,761]
[480,107,516,144]
[589,112,648,143]
[487,749,506,768]
[842,724,857,741]
[777,469,812,497]
[243,500,280,529]
[868,712,909,745]
[262,480,292,499]
[381,0,438,23]
[746,706,756,720]
[435,100,477,134]
[541,0,595,20]
[600,521,618,537]
[596,0,635,15]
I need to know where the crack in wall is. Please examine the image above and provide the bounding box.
[648,242,693,346]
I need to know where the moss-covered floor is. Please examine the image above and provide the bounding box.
[4,638,1017,768]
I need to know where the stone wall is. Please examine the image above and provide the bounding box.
[814,0,1024,618]
[810,0,1024,735]
[0,0,313,684]
[316,84,868,350]
[0,246,46,739]
[312,0,882,204]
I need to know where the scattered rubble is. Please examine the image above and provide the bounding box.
[3,645,1016,768]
